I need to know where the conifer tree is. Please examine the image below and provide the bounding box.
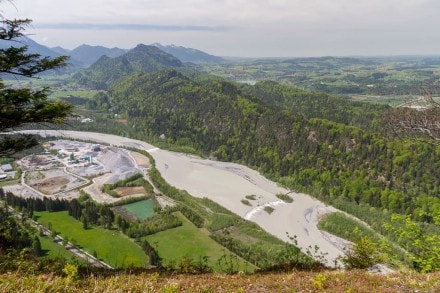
[0,3,72,156]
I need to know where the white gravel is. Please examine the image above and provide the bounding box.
[18,130,348,266]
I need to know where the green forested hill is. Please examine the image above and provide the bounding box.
[73,44,183,89]
[244,80,389,131]
[107,70,440,225]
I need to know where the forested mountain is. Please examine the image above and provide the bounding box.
[107,70,440,224]
[152,43,224,63]
[243,80,389,131]
[67,44,127,66]
[73,44,183,89]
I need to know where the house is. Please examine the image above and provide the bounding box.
[1,164,13,172]
[0,174,8,180]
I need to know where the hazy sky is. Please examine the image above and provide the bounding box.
[2,0,439,57]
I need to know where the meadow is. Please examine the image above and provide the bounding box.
[35,211,148,268]
[38,236,87,265]
[144,212,256,273]
[318,211,408,267]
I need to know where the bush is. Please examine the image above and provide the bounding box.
[241,199,251,206]
[275,193,293,203]
[341,236,381,269]
[264,206,274,214]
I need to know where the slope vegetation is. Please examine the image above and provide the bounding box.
[104,70,440,271]
[73,44,182,89]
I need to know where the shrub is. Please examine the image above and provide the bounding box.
[341,236,380,269]
[241,199,251,206]
[264,206,274,214]
[245,195,257,200]
[275,193,293,203]
[62,263,79,283]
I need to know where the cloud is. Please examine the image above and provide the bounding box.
[36,23,232,32]
[4,0,440,56]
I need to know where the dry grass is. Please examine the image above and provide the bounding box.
[113,186,146,197]
[1,269,440,292]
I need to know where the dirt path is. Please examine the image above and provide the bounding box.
[82,173,119,203]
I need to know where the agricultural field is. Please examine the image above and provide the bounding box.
[144,212,256,273]
[113,186,146,198]
[49,90,102,100]
[35,211,149,268]
[200,56,440,100]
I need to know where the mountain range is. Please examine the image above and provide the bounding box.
[54,44,127,66]
[152,43,224,63]
[72,44,184,89]
[1,36,223,67]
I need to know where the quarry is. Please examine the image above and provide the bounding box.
[4,139,150,204]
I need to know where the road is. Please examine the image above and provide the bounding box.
[3,203,112,269]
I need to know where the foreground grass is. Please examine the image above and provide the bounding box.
[1,269,439,292]
[35,211,148,268]
[144,212,256,273]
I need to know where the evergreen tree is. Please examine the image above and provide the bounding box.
[0,4,72,156]
[31,236,42,256]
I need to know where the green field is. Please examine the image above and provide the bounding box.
[38,236,87,265]
[49,90,101,99]
[144,212,256,273]
[122,200,155,220]
[35,211,148,268]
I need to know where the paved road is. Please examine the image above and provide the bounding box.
[4,203,112,269]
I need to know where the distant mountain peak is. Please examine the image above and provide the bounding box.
[74,43,183,89]
[151,43,224,63]
[65,44,126,67]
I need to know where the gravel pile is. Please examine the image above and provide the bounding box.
[96,148,142,184]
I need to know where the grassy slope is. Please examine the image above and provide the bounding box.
[35,211,148,268]
[1,269,439,292]
[38,236,87,265]
[48,90,101,99]
[318,212,409,267]
[144,212,256,272]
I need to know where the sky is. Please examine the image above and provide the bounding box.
[2,0,440,57]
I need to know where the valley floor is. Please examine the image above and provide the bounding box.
[19,130,349,266]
